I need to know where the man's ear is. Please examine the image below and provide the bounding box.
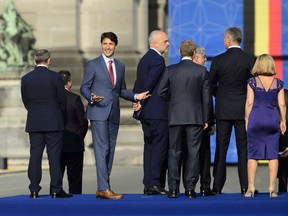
[47,58,51,66]
[227,35,232,43]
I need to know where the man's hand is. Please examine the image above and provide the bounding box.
[91,93,104,103]
[136,91,151,101]
[207,126,215,135]
[132,102,142,111]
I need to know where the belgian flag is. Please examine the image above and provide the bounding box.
[244,0,283,80]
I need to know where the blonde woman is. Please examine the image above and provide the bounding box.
[244,54,286,198]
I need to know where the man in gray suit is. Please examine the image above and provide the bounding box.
[80,32,149,199]
[158,40,211,198]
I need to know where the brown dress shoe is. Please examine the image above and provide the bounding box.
[109,189,123,199]
[96,190,123,199]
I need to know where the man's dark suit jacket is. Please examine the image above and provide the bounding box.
[209,47,255,120]
[21,66,66,132]
[63,90,88,152]
[133,49,168,120]
[158,59,210,126]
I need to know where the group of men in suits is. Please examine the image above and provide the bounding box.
[21,26,254,199]
[21,50,89,198]
[133,31,215,198]
[21,33,150,200]
[134,27,255,198]
[21,49,74,198]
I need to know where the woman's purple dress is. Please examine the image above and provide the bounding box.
[247,76,283,160]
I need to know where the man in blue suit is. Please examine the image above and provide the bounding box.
[21,49,72,199]
[81,32,149,199]
[133,30,169,195]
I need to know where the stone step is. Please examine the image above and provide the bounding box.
[84,122,143,148]
[114,144,143,166]
[50,48,85,87]
[117,125,143,144]
[119,107,140,124]
[1,114,143,166]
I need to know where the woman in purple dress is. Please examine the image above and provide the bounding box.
[244,54,286,198]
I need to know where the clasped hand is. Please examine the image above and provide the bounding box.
[91,93,104,103]
[136,91,150,101]
[133,102,141,111]
[133,91,151,111]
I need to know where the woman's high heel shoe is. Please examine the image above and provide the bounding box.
[269,191,278,198]
[244,189,255,198]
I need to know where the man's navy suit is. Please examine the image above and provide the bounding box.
[81,54,135,191]
[158,59,210,191]
[133,49,169,188]
[21,66,66,194]
[209,47,255,193]
[61,89,88,194]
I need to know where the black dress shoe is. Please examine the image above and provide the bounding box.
[200,189,216,196]
[241,188,247,194]
[212,189,222,194]
[145,186,167,195]
[51,189,73,198]
[167,190,177,198]
[29,192,39,199]
[185,190,196,199]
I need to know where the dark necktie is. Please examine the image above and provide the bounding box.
[108,60,114,86]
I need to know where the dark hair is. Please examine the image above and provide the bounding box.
[58,70,71,85]
[100,32,118,45]
[34,49,50,64]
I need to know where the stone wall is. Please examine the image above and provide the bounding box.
[1,0,149,87]
[0,0,148,53]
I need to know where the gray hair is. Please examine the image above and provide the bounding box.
[194,46,206,57]
[34,49,51,64]
[225,27,242,44]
